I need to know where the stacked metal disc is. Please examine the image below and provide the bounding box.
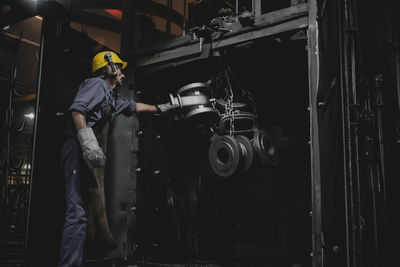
[208,99,279,178]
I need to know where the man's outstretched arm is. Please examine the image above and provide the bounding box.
[71,111,86,130]
[135,103,158,113]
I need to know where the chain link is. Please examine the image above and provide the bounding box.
[224,71,235,136]
[247,90,257,118]
[227,67,257,117]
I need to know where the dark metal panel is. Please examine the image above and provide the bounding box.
[105,104,139,260]
[104,0,139,260]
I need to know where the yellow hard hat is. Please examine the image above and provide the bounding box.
[92,51,127,73]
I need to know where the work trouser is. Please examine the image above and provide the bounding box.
[58,137,87,267]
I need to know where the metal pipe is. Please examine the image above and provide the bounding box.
[369,163,379,267]
[374,90,387,210]
[24,16,44,266]
[2,64,13,213]
[2,31,40,47]
[348,0,364,264]
[236,0,239,21]
[166,0,172,35]
[182,0,187,36]
[338,0,352,265]
[307,0,323,266]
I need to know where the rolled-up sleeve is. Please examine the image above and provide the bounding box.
[69,78,106,116]
[114,98,136,116]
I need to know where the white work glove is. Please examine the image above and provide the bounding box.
[77,127,106,169]
[156,102,179,114]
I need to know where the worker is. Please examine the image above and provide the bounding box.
[58,51,176,267]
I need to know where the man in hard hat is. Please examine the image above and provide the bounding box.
[58,51,176,267]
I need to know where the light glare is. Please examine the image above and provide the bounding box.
[24,113,35,119]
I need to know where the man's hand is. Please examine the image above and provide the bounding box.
[77,127,106,169]
[156,102,179,114]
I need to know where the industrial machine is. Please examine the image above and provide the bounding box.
[1,0,399,267]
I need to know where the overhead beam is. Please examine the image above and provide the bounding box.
[136,41,202,67]
[71,0,121,9]
[135,4,309,67]
[211,17,308,50]
[70,9,122,32]
[71,0,185,28]
[2,31,40,47]
[2,0,186,32]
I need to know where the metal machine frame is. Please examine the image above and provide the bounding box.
[124,1,324,266]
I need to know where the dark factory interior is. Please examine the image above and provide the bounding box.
[1,0,400,267]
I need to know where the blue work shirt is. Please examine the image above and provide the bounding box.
[69,77,136,128]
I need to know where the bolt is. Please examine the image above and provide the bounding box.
[332,245,343,254]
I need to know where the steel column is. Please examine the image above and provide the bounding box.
[307,0,324,266]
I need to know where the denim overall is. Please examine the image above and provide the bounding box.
[59,102,116,267]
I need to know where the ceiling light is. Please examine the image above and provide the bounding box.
[24,113,35,119]
[22,163,31,170]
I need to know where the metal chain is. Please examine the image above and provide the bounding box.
[224,71,235,136]
[227,67,257,117]
[247,90,258,118]
[206,79,218,116]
